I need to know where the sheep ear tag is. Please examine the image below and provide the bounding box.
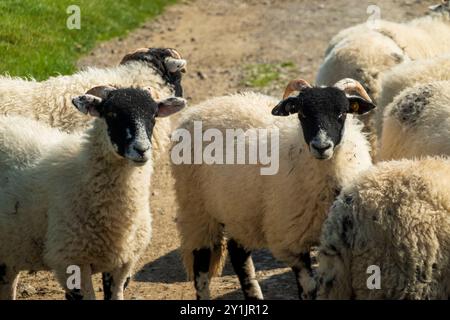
[347,96,376,115]
[351,102,359,113]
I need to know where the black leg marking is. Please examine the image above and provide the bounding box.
[292,266,303,298]
[124,276,131,290]
[193,248,211,300]
[65,289,83,300]
[0,264,7,284]
[102,272,114,300]
[227,239,263,300]
[293,252,317,300]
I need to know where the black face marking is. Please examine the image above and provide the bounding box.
[102,272,113,300]
[272,85,375,159]
[296,87,349,148]
[0,264,7,284]
[122,48,184,97]
[391,86,433,126]
[227,239,261,300]
[65,289,83,300]
[96,88,157,161]
[193,248,211,300]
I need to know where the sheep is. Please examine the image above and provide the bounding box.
[378,80,450,161]
[172,78,376,300]
[316,1,450,157]
[0,47,187,297]
[375,55,450,138]
[0,86,186,300]
[316,157,450,300]
[316,1,450,103]
[0,47,187,154]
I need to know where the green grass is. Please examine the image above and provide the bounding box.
[243,62,297,88]
[0,0,177,80]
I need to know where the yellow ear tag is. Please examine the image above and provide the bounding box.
[351,102,360,113]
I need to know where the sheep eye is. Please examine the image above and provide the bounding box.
[338,113,344,119]
[107,112,116,118]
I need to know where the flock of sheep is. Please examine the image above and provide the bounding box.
[0,1,449,300]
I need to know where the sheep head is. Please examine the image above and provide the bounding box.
[72,86,186,165]
[272,78,376,160]
[120,47,187,97]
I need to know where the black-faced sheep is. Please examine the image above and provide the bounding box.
[316,157,450,300]
[172,78,375,300]
[0,87,185,300]
[0,47,187,153]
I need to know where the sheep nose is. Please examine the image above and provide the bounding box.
[133,144,150,156]
[311,142,332,154]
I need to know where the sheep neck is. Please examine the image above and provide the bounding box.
[79,120,151,214]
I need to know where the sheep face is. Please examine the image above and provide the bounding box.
[120,47,187,97]
[272,86,376,160]
[72,87,186,165]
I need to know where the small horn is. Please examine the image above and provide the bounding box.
[120,48,149,65]
[86,85,116,99]
[334,78,373,102]
[167,48,183,59]
[282,79,312,99]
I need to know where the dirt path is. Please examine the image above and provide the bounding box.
[21,0,434,300]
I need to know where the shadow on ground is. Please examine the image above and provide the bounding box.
[135,248,287,284]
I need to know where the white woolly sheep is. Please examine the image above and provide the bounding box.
[316,1,450,103]
[375,55,450,138]
[378,80,450,161]
[0,86,186,300]
[0,47,187,154]
[316,157,450,300]
[316,1,450,157]
[172,78,375,300]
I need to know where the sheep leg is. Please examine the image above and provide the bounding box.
[227,239,263,300]
[102,271,132,300]
[107,264,132,300]
[292,252,317,300]
[0,263,19,300]
[56,264,96,300]
[193,248,211,300]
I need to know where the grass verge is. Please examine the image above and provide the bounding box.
[0,0,177,80]
[243,62,297,88]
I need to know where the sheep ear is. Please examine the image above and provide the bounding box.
[157,97,187,117]
[72,94,102,117]
[164,57,187,73]
[347,96,376,115]
[272,97,300,116]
